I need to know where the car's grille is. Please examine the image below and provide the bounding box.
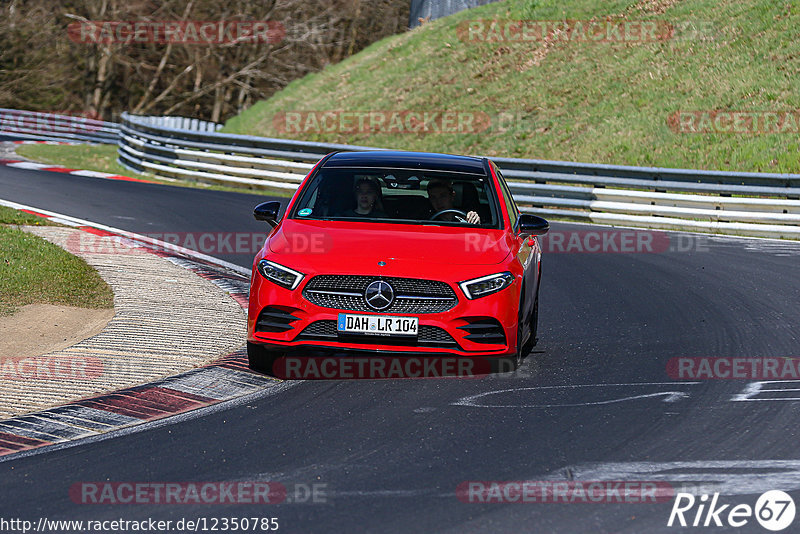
[296,320,459,348]
[303,275,457,314]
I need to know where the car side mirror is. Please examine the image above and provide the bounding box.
[518,214,549,236]
[254,201,282,227]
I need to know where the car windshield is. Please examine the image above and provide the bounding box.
[290,167,501,228]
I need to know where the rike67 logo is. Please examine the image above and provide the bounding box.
[668,491,796,531]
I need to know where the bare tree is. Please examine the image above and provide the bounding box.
[0,0,409,122]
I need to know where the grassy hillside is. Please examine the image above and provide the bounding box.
[223,0,800,173]
[0,206,113,315]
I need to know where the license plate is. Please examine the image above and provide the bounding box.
[337,313,418,336]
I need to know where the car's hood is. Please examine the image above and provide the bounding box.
[267,219,511,267]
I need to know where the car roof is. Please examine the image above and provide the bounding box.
[321,150,488,175]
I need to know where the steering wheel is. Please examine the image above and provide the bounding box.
[430,209,468,222]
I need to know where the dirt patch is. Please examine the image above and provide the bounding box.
[0,304,113,359]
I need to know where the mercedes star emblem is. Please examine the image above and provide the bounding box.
[364,280,394,311]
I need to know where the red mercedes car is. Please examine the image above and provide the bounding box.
[247,150,549,376]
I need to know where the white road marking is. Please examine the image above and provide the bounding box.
[6,162,49,170]
[732,381,800,402]
[549,460,800,496]
[70,170,116,178]
[452,382,698,408]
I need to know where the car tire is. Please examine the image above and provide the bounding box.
[529,290,539,349]
[531,264,541,348]
[247,342,280,375]
[513,283,540,369]
[509,290,527,370]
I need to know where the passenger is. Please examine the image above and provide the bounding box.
[342,178,387,218]
[426,178,480,224]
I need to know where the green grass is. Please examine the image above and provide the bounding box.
[0,206,114,316]
[222,0,800,174]
[15,144,134,178]
[0,205,57,226]
[15,144,292,197]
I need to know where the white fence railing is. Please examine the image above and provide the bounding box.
[117,112,800,239]
[4,108,799,239]
[0,109,119,144]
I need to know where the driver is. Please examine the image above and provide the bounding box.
[426,178,480,224]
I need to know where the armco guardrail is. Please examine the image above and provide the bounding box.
[121,114,223,133]
[4,107,795,238]
[118,112,349,189]
[0,109,119,144]
[118,112,800,239]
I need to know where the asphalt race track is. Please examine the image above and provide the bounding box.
[2,166,800,533]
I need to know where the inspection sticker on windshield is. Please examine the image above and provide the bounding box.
[338,314,418,336]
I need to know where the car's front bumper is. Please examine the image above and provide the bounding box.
[247,267,521,359]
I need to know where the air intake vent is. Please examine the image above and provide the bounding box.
[256,307,300,333]
[457,319,506,345]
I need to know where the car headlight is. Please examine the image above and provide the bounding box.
[257,259,305,290]
[459,272,514,299]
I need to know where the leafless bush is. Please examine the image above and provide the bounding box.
[0,0,409,122]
